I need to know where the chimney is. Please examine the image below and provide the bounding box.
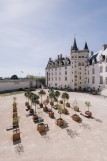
[102,44,107,50]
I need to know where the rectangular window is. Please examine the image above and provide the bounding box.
[55,83,57,86]
[88,78,89,83]
[92,76,95,84]
[59,77,61,81]
[65,66,67,69]
[65,77,67,81]
[65,71,67,75]
[106,77,107,84]
[100,76,103,84]
[55,77,57,81]
[105,66,107,72]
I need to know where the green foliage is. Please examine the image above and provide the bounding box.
[55,90,60,98]
[85,101,91,111]
[62,92,69,100]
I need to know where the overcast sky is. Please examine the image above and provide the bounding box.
[0,0,107,78]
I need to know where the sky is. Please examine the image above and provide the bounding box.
[0,0,107,78]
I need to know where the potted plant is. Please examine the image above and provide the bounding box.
[72,100,81,122]
[38,90,46,108]
[24,91,30,106]
[43,100,49,112]
[61,92,69,114]
[73,99,79,112]
[37,123,46,133]
[85,101,92,117]
[48,91,55,118]
[56,104,64,126]
[32,94,39,121]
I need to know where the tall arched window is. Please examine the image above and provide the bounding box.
[100,66,103,73]
[92,68,95,74]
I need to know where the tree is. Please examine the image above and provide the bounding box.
[55,90,60,105]
[85,101,91,111]
[57,104,63,119]
[38,90,46,104]
[61,92,69,108]
[49,91,55,111]
[31,94,39,114]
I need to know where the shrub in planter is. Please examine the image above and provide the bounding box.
[62,108,68,114]
[66,102,70,107]
[48,111,54,118]
[56,118,64,126]
[72,114,81,122]
[13,129,20,141]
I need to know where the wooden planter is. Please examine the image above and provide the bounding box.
[56,118,64,126]
[43,106,48,112]
[74,106,79,112]
[37,123,45,133]
[48,111,54,118]
[85,111,92,117]
[66,103,70,107]
[59,100,63,104]
[62,108,68,114]
[72,114,81,122]
[13,129,20,141]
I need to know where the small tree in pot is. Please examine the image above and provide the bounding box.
[85,101,92,117]
[48,91,55,118]
[61,92,68,114]
[73,99,79,112]
[72,99,81,122]
[38,90,46,108]
[56,104,64,126]
[13,97,17,112]
[32,94,39,121]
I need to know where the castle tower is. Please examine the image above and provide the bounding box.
[70,39,89,90]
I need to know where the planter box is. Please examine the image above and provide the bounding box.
[56,118,64,126]
[13,129,20,141]
[85,111,92,117]
[66,103,70,107]
[37,123,45,133]
[49,112,54,118]
[72,114,81,122]
[62,108,68,114]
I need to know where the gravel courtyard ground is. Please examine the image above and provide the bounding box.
[0,89,107,161]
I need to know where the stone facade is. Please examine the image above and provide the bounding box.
[45,39,107,91]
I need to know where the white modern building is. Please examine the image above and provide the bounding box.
[45,39,107,91]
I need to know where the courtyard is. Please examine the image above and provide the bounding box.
[0,89,107,161]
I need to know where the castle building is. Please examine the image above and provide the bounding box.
[45,39,107,91]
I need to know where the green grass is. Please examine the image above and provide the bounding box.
[0,91,24,96]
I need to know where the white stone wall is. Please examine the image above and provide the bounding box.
[0,79,37,92]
